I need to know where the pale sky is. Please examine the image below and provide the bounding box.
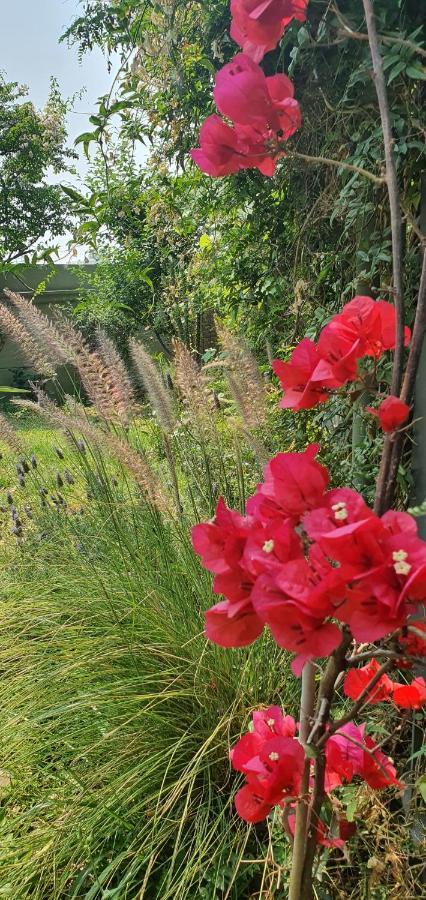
[0,0,121,258]
[0,0,115,149]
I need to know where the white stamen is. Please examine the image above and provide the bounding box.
[392,550,408,562]
[267,718,275,727]
[394,560,411,576]
[269,751,279,761]
[263,539,275,554]
[332,501,348,521]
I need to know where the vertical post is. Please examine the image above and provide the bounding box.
[288,662,315,900]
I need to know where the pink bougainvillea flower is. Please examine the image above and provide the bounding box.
[251,573,342,674]
[190,114,278,178]
[242,516,303,577]
[230,0,308,62]
[343,659,394,705]
[248,444,329,523]
[375,300,411,354]
[231,723,305,822]
[316,510,426,641]
[325,722,366,790]
[367,396,410,433]
[272,338,334,411]
[303,487,374,542]
[325,723,401,791]
[392,676,426,709]
[213,53,301,138]
[205,599,264,647]
[191,496,250,575]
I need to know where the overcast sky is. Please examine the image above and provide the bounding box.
[0,0,123,258]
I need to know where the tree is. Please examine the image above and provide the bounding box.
[0,75,73,266]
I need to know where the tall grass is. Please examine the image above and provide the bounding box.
[0,403,297,899]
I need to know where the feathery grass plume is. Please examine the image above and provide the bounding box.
[12,397,102,450]
[104,432,169,514]
[129,339,175,432]
[53,313,131,423]
[0,303,55,377]
[3,289,69,366]
[97,329,137,420]
[172,338,216,437]
[215,322,268,430]
[0,411,22,453]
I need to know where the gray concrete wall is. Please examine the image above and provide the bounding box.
[0,265,95,386]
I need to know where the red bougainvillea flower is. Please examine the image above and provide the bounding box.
[231,727,305,822]
[251,572,342,674]
[272,296,412,411]
[230,0,308,62]
[392,676,426,709]
[367,396,410,433]
[362,736,402,789]
[287,813,351,849]
[204,599,264,647]
[343,659,394,705]
[247,444,329,523]
[272,338,335,411]
[303,487,374,542]
[317,510,426,641]
[191,496,250,575]
[213,53,301,137]
[396,621,426,665]
[242,516,303,577]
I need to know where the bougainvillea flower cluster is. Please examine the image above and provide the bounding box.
[191,54,301,177]
[273,295,411,412]
[367,395,410,433]
[192,444,426,676]
[230,707,400,823]
[344,659,426,709]
[230,0,309,62]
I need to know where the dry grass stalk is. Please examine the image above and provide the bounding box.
[129,339,175,433]
[0,303,55,377]
[54,314,132,424]
[3,289,70,365]
[216,322,268,430]
[97,330,137,419]
[172,338,216,437]
[0,411,22,453]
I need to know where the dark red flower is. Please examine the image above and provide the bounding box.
[397,621,426,663]
[343,659,394,705]
[362,737,401,789]
[392,676,426,709]
[230,0,308,62]
[367,396,410,433]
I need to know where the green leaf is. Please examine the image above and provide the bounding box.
[406,65,426,80]
[416,775,426,803]
[0,386,30,393]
